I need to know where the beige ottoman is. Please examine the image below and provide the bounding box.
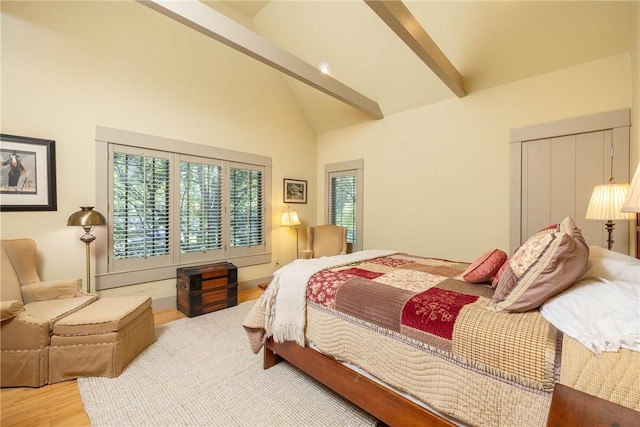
[49,296,155,384]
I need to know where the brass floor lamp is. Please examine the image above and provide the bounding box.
[67,207,106,294]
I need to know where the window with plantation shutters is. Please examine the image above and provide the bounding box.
[98,127,271,290]
[331,174,357,244]
[112,149,170,270]
[326,160,364,253]
[179,158,223,255]
[229,164,264,253]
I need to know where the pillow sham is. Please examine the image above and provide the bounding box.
[491,224,559,289]
[582,245,640,283]
[492,216,589,312]
[463,249,507,284]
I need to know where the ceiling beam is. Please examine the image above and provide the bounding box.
[365,0,466,98]
[137,0,384,120]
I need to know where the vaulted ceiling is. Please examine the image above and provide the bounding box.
[197,1,633,133]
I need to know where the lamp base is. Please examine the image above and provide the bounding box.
[79,225,97,244]
[84,241,93,294]
[604,220,615,250]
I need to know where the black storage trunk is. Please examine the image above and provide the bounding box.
[176,262,238,317]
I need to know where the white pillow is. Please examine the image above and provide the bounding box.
[540,246,640,354]
[582,245,640,283]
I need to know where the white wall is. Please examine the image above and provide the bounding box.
[317,54,632,261]
[0,1,317,303]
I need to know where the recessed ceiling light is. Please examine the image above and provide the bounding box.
[318,62,331,75]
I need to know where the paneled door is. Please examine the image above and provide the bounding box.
[510,110,631,255]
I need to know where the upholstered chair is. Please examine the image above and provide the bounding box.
[303,225,348,258]
[1,238,96,387]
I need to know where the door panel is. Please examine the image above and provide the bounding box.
[575,131,608,248]
[550,135,576,229]
[523,138,551,239]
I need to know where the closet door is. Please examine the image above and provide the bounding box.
[521,130,629,253]
[511,109,631,255]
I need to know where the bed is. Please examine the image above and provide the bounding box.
[243,217,640,426]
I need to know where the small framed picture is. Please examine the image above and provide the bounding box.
[283,178,307,204]
[0,134,57,211]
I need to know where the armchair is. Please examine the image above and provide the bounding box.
[303,225,348,258]
[1,238,96,387]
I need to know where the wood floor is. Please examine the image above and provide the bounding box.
[0,288,262,427]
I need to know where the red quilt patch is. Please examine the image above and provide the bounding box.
[306,270,353,307]
[401,288,478,340]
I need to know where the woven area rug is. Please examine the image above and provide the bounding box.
[78,301,376,426]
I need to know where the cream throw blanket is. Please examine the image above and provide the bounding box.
[263,250,396,346]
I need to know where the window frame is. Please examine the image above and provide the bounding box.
[95,126,272,290]
[325,159,364,253]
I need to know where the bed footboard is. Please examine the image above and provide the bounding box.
[263,338,455,427]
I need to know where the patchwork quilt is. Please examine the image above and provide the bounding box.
[305,254,559,392]
[244,252,640,426]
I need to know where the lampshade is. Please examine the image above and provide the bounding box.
[67,206,107,227]
[586,183,635,220]
[622,162,640,213]
[280,210,301,227]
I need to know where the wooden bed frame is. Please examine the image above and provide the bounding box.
[263,338,456,427]
[265,339,640,427]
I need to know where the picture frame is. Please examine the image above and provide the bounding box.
[283,178,307,204]
[0,134,57,211]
